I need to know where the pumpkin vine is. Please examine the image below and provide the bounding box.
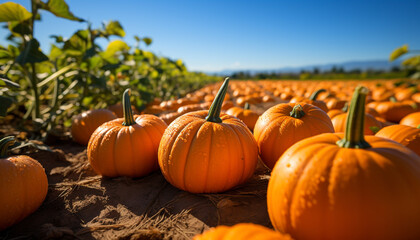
[0,136,15,158]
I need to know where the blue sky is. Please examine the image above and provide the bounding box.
[1,0,419,72]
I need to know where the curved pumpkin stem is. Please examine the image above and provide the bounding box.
[122,88,136,126]
[0,136,15,158]
[309,89,326,101]
[336,86,371,149]
[206,77,229,123]
[290,104,305,119]
[244,102,250,110]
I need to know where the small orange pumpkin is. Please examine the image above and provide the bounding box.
[376,124,420,156]
[400,112,420,128]
[267,86,420,240]
[88,89,167,177]
[254,102,334,169]
[289,89,329,112]
[226,103,260,131]
[193,223,293,240]
[71,109,117,145]
[0,137,48,230]
[331,112,381,135]
[158,78,258,193]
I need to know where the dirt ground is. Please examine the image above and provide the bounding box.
[0,105,276,240]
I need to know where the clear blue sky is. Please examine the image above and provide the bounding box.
[1,0,419,72]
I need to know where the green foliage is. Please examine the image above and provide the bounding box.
[390,44,420,80]
[0,0,217,137]
[0,2,32,22]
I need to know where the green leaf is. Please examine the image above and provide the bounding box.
[0,76,20,88]
[40,0,84,22]
[134,35,140,42]
[50,35,64,43]
[101,40,129,63]
[16,38,49,65]
[49,44,63,60]
[143,37,152,46]
[105,21,125,37]
[0,49,12,60]
[390,44,408,61]
[0,2,32,22]
[90,75,106,89]
[402,56,420,67]
[83,47,96,60]
[0,95,14,117]
[8,21,31,36]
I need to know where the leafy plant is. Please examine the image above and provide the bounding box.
[390,44,420,79]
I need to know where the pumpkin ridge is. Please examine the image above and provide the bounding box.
[175,120,202,191]
[112,127,124,177]
[200,123,213,192]
[159,118,196,184]
[291,144,340,235]
[226,124,247,186]
[88,125,111,174]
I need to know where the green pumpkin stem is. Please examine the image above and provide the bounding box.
[290,104,305,118]
[244,102,250,110]
[309,89,326,101]
[0,136,16,158]
[389,96,397,103]
[417,124,420,129]
[122,88,136,126]
[206,77,229,123]
[336,86,371,149]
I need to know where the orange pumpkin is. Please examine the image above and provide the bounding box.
[193,223,293,240]
[267,86,420,240]
[331,112,381,135]
[376,124,420,156]
[254,102,334,169]
[400,112,420,128]
[0,137,48,230]
[158,78,258,193]
[88,89,167,177]
[226,103,260,131]
[373,98,417,123]
[289,89,329,112]
[71,109,117,145]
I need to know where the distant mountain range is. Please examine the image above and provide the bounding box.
[207,59,403,76]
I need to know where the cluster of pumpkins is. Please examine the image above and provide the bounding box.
[2,78,420,239]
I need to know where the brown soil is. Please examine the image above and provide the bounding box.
[0,121,274,240]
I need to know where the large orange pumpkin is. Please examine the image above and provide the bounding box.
[158,78,258,193]
[254,102,334,169]
[88,89,167,177]
[376,124,420,156]
[71,109,117,145]
[193,223,293,240]
[267,86,420,240]
[0,136,48,230]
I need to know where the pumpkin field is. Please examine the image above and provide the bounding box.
[1,0,420,240]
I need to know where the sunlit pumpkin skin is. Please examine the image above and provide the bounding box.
[88,90,167,177]
[373,100,416,123]
[376,124,420,156]
[400,112,420,128]
[71,109,117,145]
[0,137,48,230]
[267,86,420,240]
[254,103,334,169]
[226,104,260,131]
[158,78,258,193]
[327,109,344,119]
[332,113,381,135]
[193,223,293,240]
